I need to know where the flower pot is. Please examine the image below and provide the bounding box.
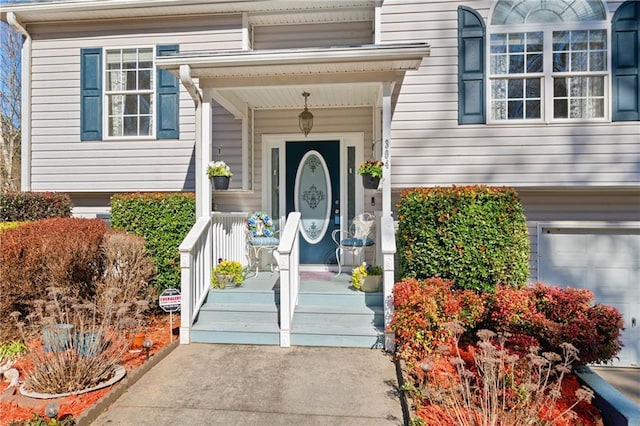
[43,324,74,352]
[127,331,146,353]
[212,176,230,190]
[361,276,382,292]
[362,174,380,190]
[76,330,103,357]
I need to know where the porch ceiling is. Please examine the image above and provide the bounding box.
[158,43,430,112]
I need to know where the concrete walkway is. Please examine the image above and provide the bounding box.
[92,344,405,425]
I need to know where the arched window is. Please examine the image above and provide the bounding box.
[488,0,609,122]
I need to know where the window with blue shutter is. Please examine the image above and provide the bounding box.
[156,45,180,139]
[613,0,640,121]
[80,48,102,141]
[458,6,486,125]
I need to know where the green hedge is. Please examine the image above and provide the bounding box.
[110,193,196,292]
[0,191,72,221]
[396,185,530,292]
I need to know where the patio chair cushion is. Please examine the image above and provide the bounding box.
[341,237,374,247]
[249,236,280,246]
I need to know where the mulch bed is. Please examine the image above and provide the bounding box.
[1,314,179,425]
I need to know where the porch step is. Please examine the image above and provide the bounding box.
[190,289,280,345]
[190,279,385,348]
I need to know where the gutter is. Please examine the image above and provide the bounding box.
[179,64,202,106]
[7,12,31,191]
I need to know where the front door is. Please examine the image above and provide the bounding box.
[286,141,340,265]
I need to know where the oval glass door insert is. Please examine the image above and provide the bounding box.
[294,150,332,244]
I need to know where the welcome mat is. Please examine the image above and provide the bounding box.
[299,271,337,281]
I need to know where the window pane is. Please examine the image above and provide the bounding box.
[491,34,507,53]
[554,78,568,97]
[508,33,525,53]
[126,70,137,90]
[590,51,606,71]
[554,99,568,118]
[124,95,138,114]
[140,94,151,115]
[570,51,588,71]
[122,49,138,69]
[589,30,607,50]
[491,55,508,74]
[570,98,586,118]
[108,117,123,137]
[553,52,568,72]
[138,49,153,69]
[140,116,151,136]
[570,77,587,97]
[123,116,137,136]
[588,99,604,118]
[526,78,541,97]
[508,79,523,98]
[553,31,570,51]
[138,70,151,90]
[509,54,525,73]
[508,100,523,119]
[526,100,541,118]
[106,71,125,91]
[107,95,124,115]
[491,79,507,100]
[527,53,543,72]
[492,101,507,120]
[527,32,543,52]
[589,77,604,97]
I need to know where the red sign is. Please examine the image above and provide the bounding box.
[159,288,181,312]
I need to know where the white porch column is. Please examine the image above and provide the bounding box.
[199,101,212,217]
[381,82,392,217]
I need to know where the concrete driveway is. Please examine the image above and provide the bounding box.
[91,344,405,425]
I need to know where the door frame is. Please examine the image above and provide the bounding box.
[262,132,365,257]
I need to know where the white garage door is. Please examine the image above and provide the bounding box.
[539,227,640,367]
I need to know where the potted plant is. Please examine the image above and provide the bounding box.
[357,160,383,189]
[211,260,244,289]
[207,160,233,190]
[351,262,383,292]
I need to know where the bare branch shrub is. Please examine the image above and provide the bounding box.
[420,322,594,426]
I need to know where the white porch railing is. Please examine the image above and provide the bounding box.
[380,215,397,352]
[178,216,212,344]
[179,212,248,344]
[276,212,301,348]
[211,212,248,267]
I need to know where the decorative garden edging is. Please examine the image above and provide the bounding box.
[575,366,640,426]
[75,339,179,426]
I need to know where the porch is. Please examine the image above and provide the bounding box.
[178,211,397,349]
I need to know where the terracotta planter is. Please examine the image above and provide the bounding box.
[361,174,380,189]
[361,275,382,292]
[127,331,145,352]
[212,175,230,190]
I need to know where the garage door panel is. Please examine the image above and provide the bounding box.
[540,227,640,367]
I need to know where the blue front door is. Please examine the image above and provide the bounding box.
[286,141,340,265]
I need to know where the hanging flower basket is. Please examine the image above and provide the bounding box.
[212,175,230,190]
[362,174,380,189]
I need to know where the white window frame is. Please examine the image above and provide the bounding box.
[487,20,611,124]
[103,46,156,140]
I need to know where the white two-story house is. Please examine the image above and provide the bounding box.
[2,0,638,365]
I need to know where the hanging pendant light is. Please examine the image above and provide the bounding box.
[298,91,313,137]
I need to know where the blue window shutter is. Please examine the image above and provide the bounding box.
[157,45,180,139]
[80,48,102,141]
[458,6,486,125]
[613,1,640,121]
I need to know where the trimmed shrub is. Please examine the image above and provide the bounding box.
[396,185,530,291]
[0,218,107,341]
[0,191,72,221]
[486,284,624,365]
[110,192,196,292]
[391,279,624,368]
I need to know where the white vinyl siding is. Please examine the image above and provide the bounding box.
[252,21,373,50]
[381,0,639,189]
[29,15,242,192]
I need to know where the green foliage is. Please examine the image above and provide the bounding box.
[350,262,382,290]
[0,191,72,221]
[0,340,27,361]
[110,192,196,292]
[211,260,245,288]
[9,412,75,426]
[396,185,530,292]
[357,160,383,178]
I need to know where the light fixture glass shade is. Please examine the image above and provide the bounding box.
[299,92,313,137]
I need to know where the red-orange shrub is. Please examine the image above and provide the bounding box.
[0,218,107,341]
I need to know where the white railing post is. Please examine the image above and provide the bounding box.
[380,215,397,352]
[277,212,301,348]
[178,216,212,344]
